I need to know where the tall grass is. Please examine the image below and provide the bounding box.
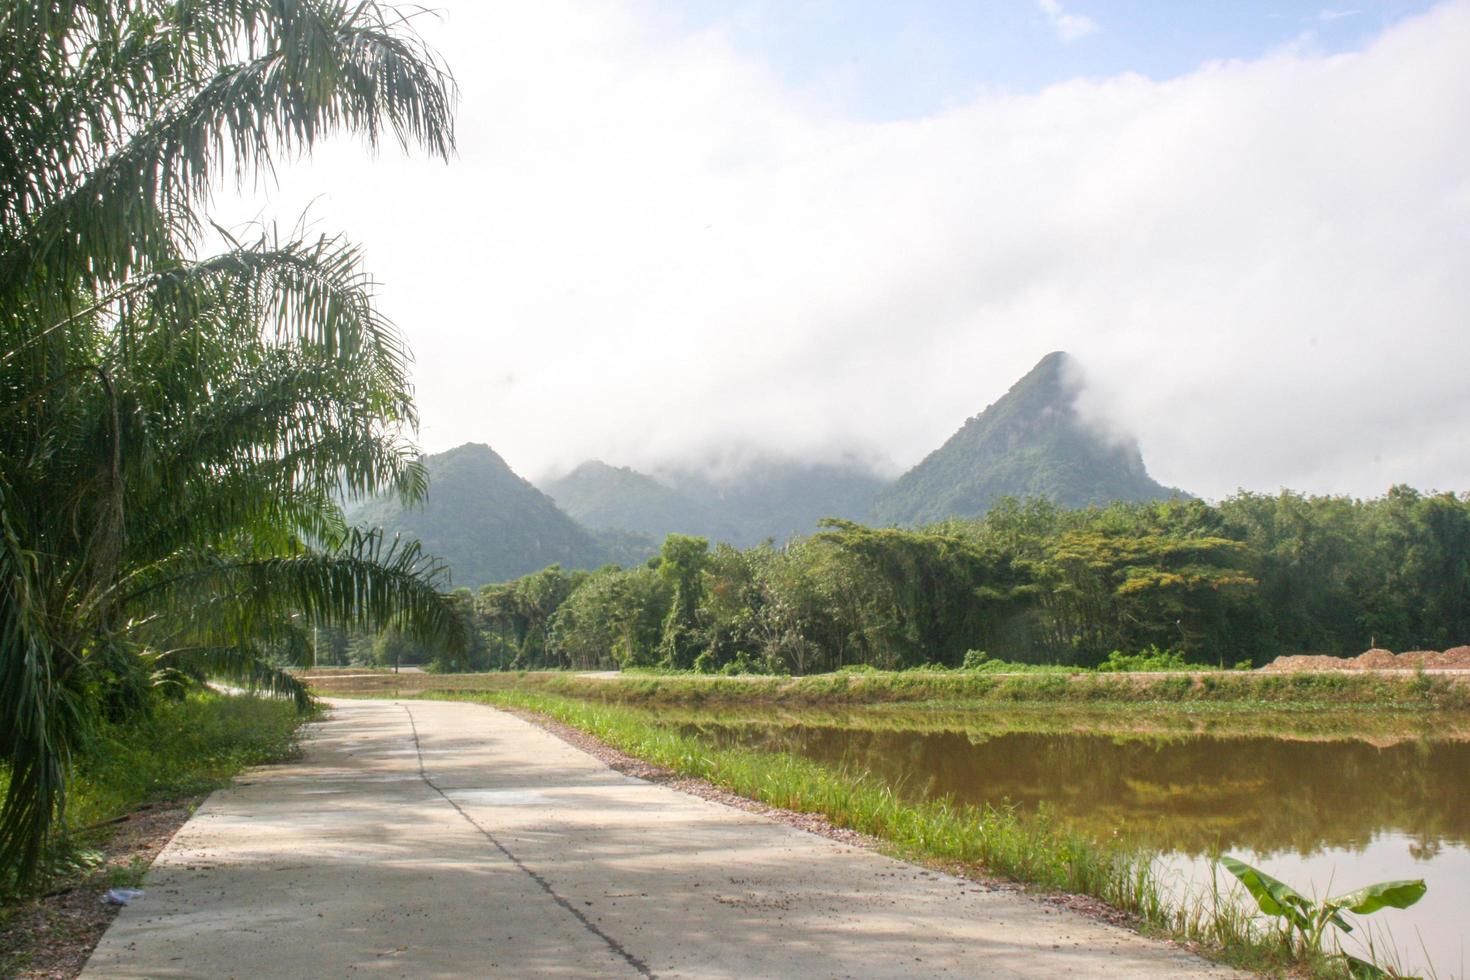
[1,692,310,895]
[479,690,1154,898]
[65,692,309,832]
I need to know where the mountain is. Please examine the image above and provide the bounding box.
[659,460,888,547]
[871,351,1184,526]
[544,460,731,543]
[350,443,608,588]
[359,354,1184,583]
[543,457,888,548]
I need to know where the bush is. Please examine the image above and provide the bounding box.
[1095,645,1214,673]
[961,651,1071,674]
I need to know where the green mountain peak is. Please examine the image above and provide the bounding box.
[871,352,1183,525]
[350,442,607,588]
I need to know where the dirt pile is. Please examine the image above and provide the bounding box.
[1263,646,1470,672]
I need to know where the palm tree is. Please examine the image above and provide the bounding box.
[0,1,462,884]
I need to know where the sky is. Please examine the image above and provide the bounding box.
[215,0,1470,500]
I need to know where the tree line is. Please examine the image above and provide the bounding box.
[327,486,1470,674]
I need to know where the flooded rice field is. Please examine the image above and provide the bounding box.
[678,709,1469,976]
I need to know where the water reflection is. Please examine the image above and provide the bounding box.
[685,723,1470,858]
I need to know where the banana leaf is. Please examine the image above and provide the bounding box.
[1219,855,1312,929]
[1327,879,1427,915]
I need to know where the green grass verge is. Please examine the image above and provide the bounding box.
[305,666,1470,713]
[65,691,311,833]
[447,689,1359,977]
[0,691,312,896]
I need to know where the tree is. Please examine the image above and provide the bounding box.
[816,520,1024,667]
[0,1,461,884]
[656,535,709,669]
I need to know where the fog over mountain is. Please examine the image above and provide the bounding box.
[356,353,1180,584]
[872,352,1184,526]
[217,1,1470,499]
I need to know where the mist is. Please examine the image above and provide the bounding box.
[213,0,1470,500]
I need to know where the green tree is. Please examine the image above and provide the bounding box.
[816,520,1026,668]
[656,535,709,669]
[0,1,460,884]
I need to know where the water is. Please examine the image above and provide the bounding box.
[679,712,1470,976]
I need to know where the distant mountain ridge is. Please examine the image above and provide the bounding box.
[870,351,1184,525]
[352,352,1186,586]
[543,460,730,544]
[544,457,886,549]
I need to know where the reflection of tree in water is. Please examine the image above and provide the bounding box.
[1408,836,1442,861]
[694,723,1470,857]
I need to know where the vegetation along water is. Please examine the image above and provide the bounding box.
[676,707,1467,977]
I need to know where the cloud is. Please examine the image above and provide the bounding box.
[1037,0,1099,42]
[216,1,1470,500]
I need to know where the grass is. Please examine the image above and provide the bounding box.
[1,691,312,976]
[302,664,1470,713]
[0,691,312,898]
[631,699,1470,743]
[66,691,311,834]
[445,688,1372,977]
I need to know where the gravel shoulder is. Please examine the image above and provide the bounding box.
[81,698,1241,978]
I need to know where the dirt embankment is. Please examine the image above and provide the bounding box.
[1263,645,1470,672]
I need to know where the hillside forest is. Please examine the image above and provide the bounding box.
[324,486,1470,674]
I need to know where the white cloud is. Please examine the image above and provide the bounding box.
[1037,0,1099,42]
[215,0,1470,500]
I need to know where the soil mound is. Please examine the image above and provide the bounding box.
[1262,646,1470,672]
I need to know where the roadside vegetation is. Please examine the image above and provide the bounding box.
[63,694,311,838]
[0,692,311,975]
[324,490,1470,678]
[302,663,1470,713]
[0,693,309,897]
[0,2,464,890]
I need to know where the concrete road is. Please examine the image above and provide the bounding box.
[83,699,1236,978]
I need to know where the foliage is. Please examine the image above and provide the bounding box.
[961,651,1071,673]
[68,693,308,838]
[1220,855,1426,975]
[313,666,1470,714]
[0,0,462,885]
[396,484,1470,682]
[1095,646,1214,672]
[2,692,307,898]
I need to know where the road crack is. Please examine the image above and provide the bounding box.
[398,703,655,979]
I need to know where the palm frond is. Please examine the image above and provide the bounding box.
[0,0,459,888]
[155,642,314,711]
